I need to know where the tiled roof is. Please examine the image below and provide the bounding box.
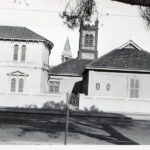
[49,59,92,76]
[87,47,150,72]
[0,25,53,47]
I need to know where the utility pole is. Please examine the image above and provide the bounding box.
[64,93,70,145]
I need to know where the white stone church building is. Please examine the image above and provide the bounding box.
[0,25,66,108]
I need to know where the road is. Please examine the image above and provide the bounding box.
[0,111,149,145]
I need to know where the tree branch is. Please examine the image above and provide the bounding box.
[111,0,150,7]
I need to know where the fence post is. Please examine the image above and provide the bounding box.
[64,92,69,145]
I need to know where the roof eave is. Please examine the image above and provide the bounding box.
[0,37,54,50]
[49,73,82,77]
[86,66,150,74]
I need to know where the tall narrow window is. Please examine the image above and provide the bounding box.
[135,79,139,98]
[84,34,89,46]
[89,34,93,46]
[13,45,19,61]
[18,79,24,92]
[11,78,16,92]
[130,79,139,98]
[21,45,26,61]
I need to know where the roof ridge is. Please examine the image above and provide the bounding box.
[23,27,46,39]
[87,48,119,67]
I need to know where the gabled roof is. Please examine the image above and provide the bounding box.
[118,40,143,50]
[49,59,92,76]
[0,25,53,48]
[87,41,150,73]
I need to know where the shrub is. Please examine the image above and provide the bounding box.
[42,101,66,110]
[84,105,99,112]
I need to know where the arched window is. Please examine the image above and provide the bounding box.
[18,79,24,92]
[84,34,89,46]
[84,34,94,47]
[11,78,16,92]
[13,45,19,61]
[21,45,26,61]
[89,34,93,46]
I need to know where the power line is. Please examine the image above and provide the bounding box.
[0,7,60,13]
[0,7,142,19]
[100,24,145,29]
[100,13,141,18]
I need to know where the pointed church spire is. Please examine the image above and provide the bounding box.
[61,37,72,63]
[64,37,71,51]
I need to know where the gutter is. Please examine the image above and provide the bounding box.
[48,73,82,77]
[85,67,150,74]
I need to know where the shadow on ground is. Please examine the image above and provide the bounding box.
[0,112,139,145]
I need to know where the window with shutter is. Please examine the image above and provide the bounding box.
[130,79,139,98]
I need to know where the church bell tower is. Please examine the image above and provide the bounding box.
[78,19,99,60]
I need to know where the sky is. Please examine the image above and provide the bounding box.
[0,0,150,65]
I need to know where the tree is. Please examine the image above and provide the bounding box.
[139,7,150,28]
[111,0,150,7]
[60,0,97,29]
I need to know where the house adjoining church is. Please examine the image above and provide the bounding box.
[50,20,150,119]
[0,25,67,108]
